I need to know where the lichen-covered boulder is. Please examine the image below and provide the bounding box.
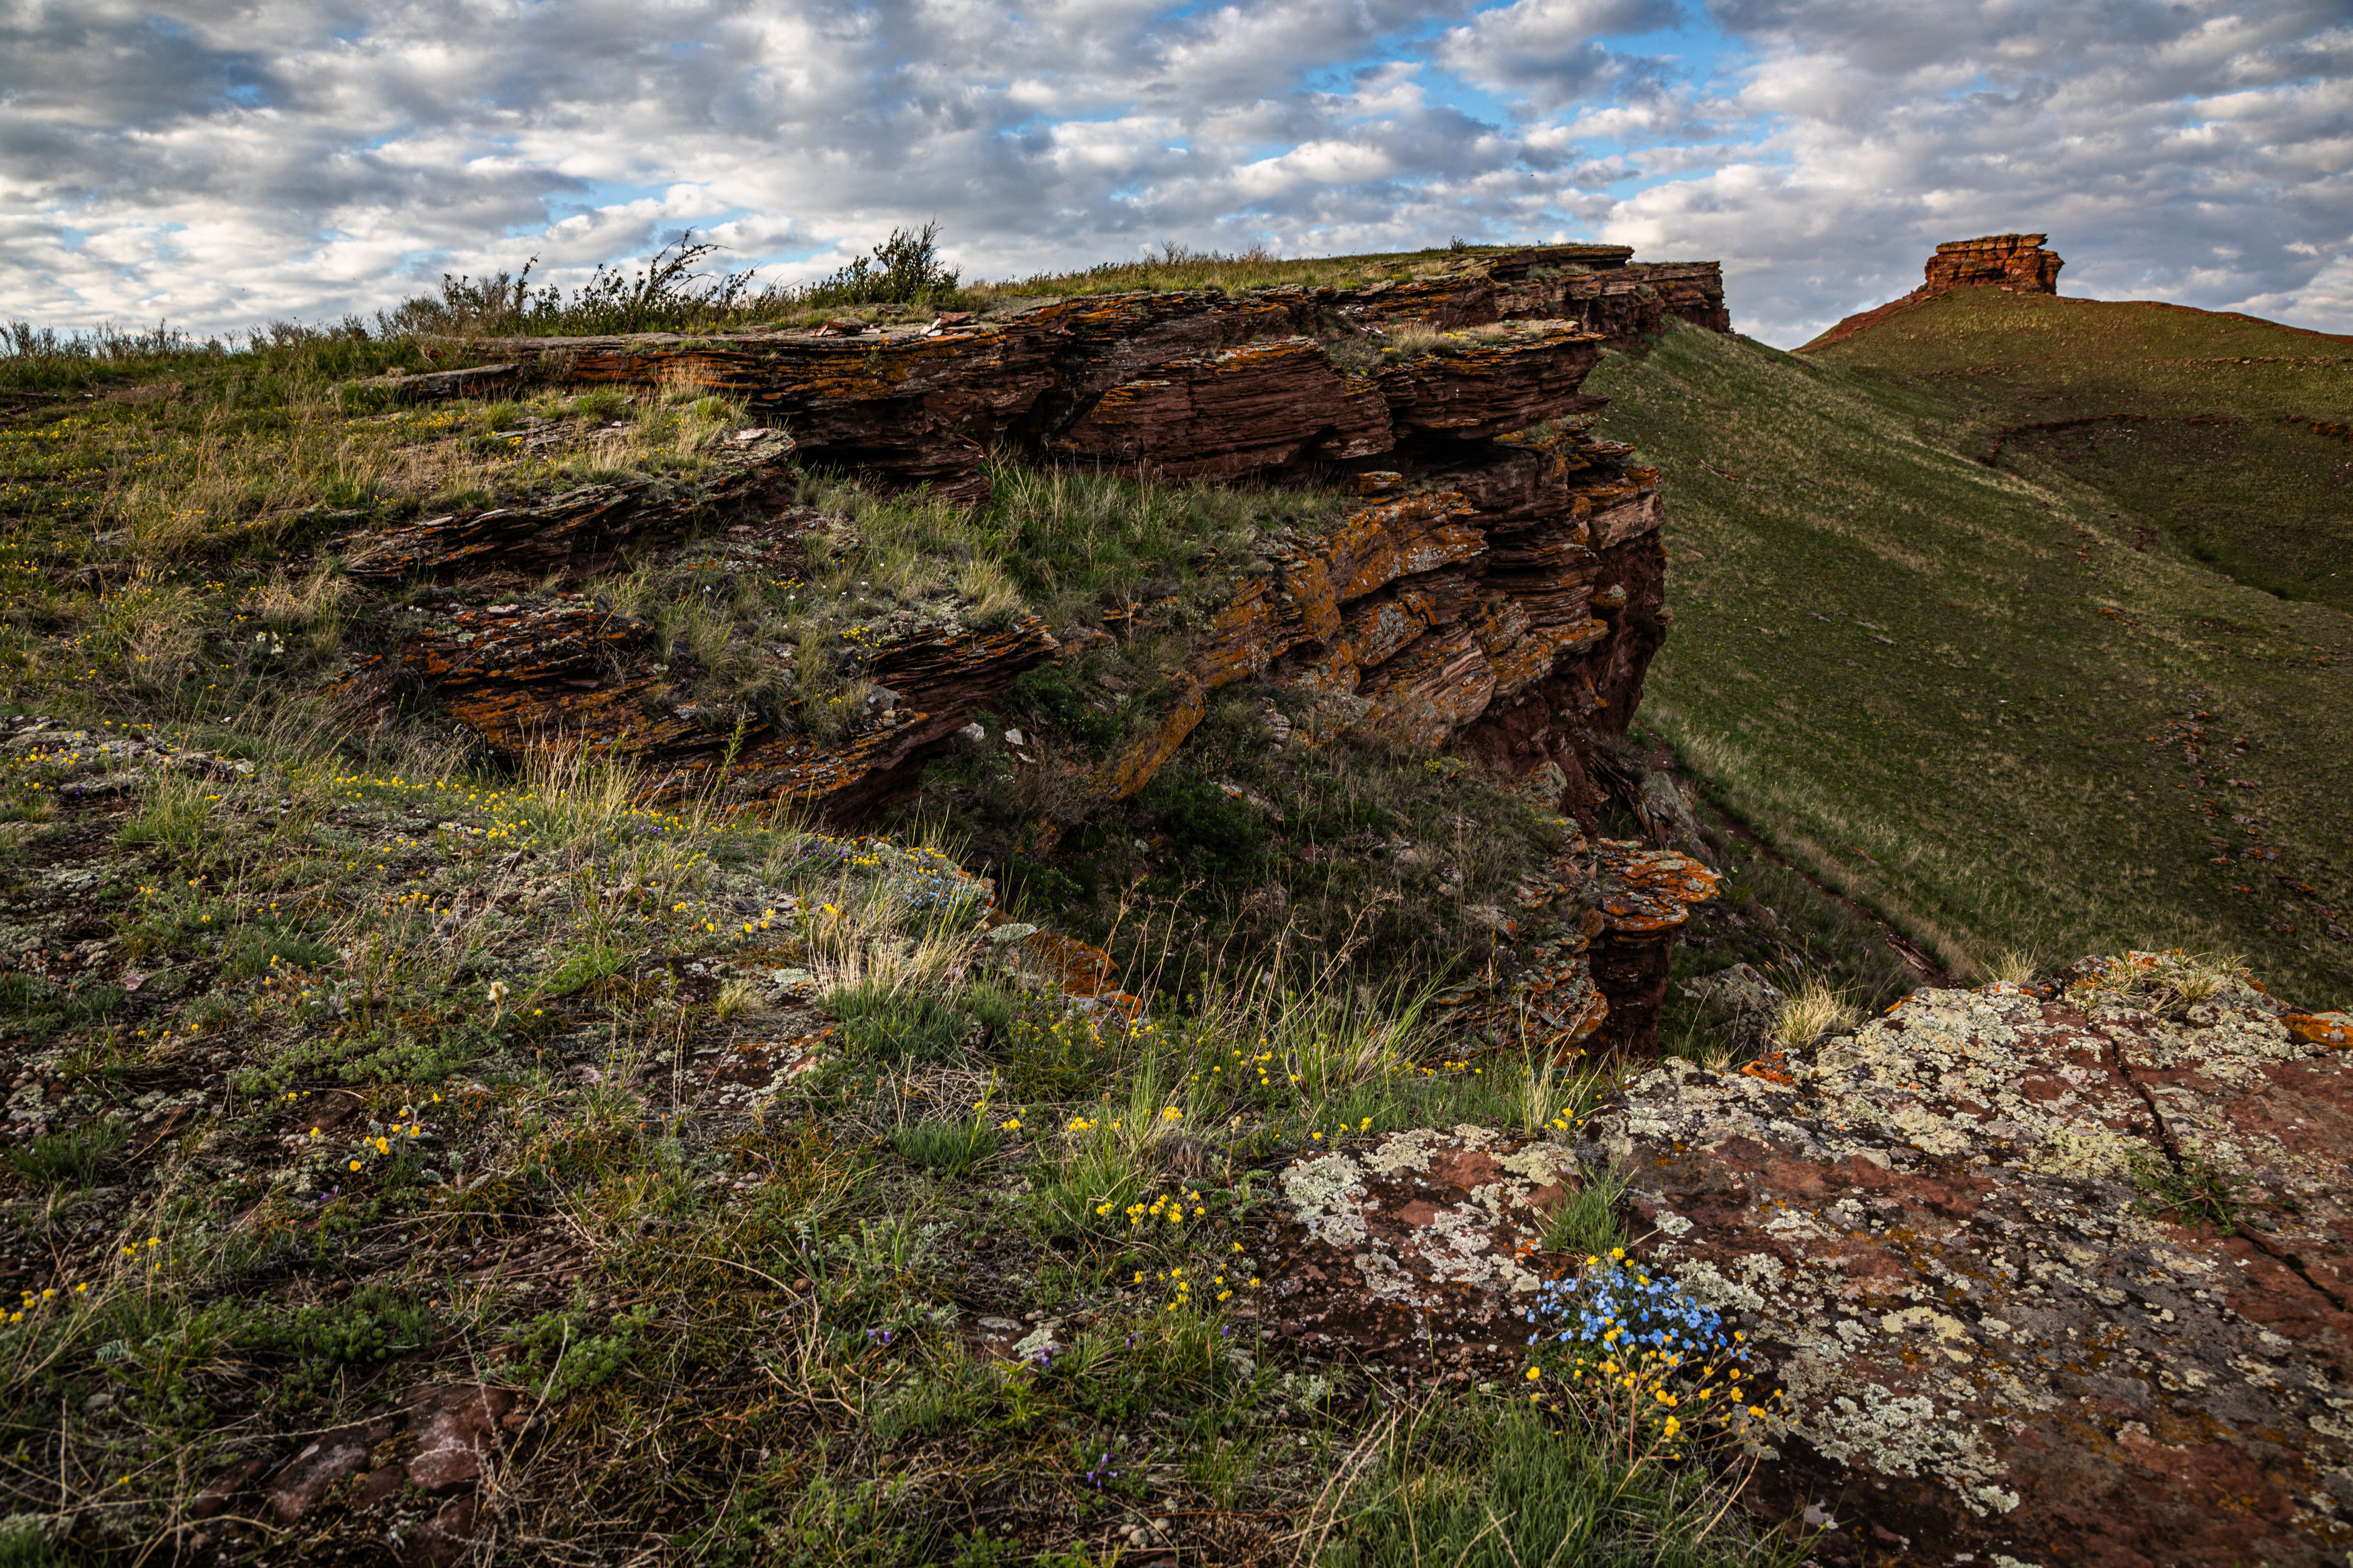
[1605,956,2353,1567]
[1259,1125,1585,1383]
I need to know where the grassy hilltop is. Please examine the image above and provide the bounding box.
[1804,289,2353,611]
[0,285,1805,1563]
[1585,311,2352,1003]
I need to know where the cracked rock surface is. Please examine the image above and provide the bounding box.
[1608,955,2353,1567]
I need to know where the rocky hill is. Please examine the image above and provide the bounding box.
[3,233,2348,1568]
[1802,232,2353,612]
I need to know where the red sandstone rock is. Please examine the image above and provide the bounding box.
[263,1413,400,1522]
[1924,233,2065,295]
[1262,1126,1586,1374]
[399,1382,516,1490]
[397,245,1726,500]
[1805,233,2066,350]
[1611,960,2353,1566]
[1374,324,1605,442]
[342,438,797,583]
[1262,958,2353,1564]
[348,601,1059,825]
[1051,338,1392,477]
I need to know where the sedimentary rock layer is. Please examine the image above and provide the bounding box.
[354,244,1712,1045]
[343,596,1060,827]
[342,434,799,584]
[384,247,1724,503]
[1925,233,2065,295]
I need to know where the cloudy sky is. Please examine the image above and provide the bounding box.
[4,0,2349,347]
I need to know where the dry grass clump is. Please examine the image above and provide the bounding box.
[2070,949,2249,1012]
[1987,949,2040,985]
[1771,973,1860,1052]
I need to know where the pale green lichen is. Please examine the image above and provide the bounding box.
[1279,1153,1369,1247]
[1607,954,2353,1540]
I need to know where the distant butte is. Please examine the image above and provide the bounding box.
[1803,232,2066,349]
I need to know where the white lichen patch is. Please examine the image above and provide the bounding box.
[1610,953,2353,1552]
[1280,1153,1370,1247]
[1363,1128,1446,1178]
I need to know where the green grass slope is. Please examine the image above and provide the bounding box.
[1802,290,2353,611]
[1585,320,2353,1005]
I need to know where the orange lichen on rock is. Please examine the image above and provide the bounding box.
[1591,841,1722,942]
[1090,675,1207,800]
[1016,930,1142,1018]
[2282,1010,2353,1048]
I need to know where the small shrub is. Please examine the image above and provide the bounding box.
[543,944,627,996]
[7,1120,127,1187]
[571,386,634,423]
[1543,1163,1629,1257]
[888,1116,1001,1175]
[235,1284,433,1390]
[118,772,216,862]
[498,1303,654,1401]
[2128,1143,2243,1235]
[829,983,973,1063]
[996,1001,1122,1103]
[0,1514,67,1568]
[227,923,337,980]
[0,974,126,1044]
[1010,665,1119,755]
[1152,778,1263,876]
[796,222,961,309]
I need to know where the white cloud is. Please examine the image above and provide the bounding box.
[0,0,2345,345]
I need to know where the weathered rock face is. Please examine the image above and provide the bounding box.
[342,434,798,584]
[356,243,1722,1042]
[1261,1125,1586,1379]
[1805,233,2067,350]
[1101,411,1673,838]
[1430,837,1723,1059]
[1257,958,2353,1564]
[1605,956,2353,1567]
[345,595,1059,826]
[1923,233,2065,296]
[392,248,1726,503]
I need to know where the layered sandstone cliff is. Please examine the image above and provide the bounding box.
[381,246,1726,505]
[1805,232,2066,349]
[342,243,1727,1051]
[1924,233,2064,294]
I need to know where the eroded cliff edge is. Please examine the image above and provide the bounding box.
[337,245,1729,1053]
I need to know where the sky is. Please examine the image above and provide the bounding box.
[3,0,2349,348]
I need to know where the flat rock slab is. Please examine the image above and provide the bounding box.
[1607,960,2353,1566]
[1265,1125,1583,1383]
